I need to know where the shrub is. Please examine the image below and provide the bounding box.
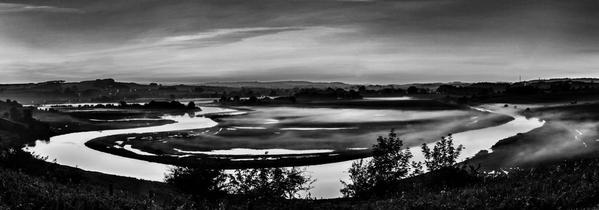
[342,132,468,199]
[421,134,464,171]
[164,166,229,200]
[165,166,313,202]
[228,167,313,200]
[341,130,413,198]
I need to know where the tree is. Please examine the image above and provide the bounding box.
[358,86,366,92]
[165,165,312,202]
[407,86,419,94]
[340,159,374,198]
[421,134,464,171]
[248,96,258,103]
[341,130,413,198]
[219,96,229,103]
[370,130,413,182]
[186,101,196,109]
[228,167,313,200]
[164,166,228,200]
[8,107,22,122]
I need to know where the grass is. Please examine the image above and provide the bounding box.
[0,168,190,210]
[240,158,599,209]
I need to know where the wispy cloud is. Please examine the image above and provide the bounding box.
[0,3,83,14]
[0,0,599,83]
[161,27,304,43]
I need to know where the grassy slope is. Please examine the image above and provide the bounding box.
[0,107,194,209]
[255,158,599,209]
[0,162,190,210]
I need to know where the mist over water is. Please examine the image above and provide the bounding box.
[307,104,544,198]
[24,103,544,198]
[24,107,230,181]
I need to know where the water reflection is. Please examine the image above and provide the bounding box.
[24,104,543,199]
[304,104,544,198]
[24,107,232,181]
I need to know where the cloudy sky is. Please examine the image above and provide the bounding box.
[1,0,598,84]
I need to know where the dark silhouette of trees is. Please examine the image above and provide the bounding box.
[342,131,465,199]
[8,107,22,121]
[341,130,413,198]
[293,88,363,100]
[504,85,541,95]
[186,101,196,109]
[165,165,313,202]
[165,166,229,200]
[421,135,464,171]
[407,86,419,94]
[228,167,313,200]
[193,87,204,92]
[358,86,366,92]
[248,96,258,103]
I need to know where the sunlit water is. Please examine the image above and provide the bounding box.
[24,107,232,181]
[306,104,544,198]
[174,148,335,155]
[362,96,413,101]
[24,103,544,199]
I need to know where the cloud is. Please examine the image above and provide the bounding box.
[0,0,599,83]
[161,27,303,43]
[0,3,83,13]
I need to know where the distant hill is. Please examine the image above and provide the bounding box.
[380,82,470,91]
[200,81,355,89]
[0,79,358,104]
[2,77,599,104]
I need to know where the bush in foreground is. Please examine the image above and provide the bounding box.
[165,165,313,204]
[341,130,415,198]
[342,130,466,199]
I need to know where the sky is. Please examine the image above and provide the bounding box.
[0,0,598,84]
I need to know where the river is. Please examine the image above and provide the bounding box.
[24,103,544,199]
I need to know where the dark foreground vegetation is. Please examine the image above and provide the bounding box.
[327,131,599,209]
[149,131,599,209]
[259,158,599,209]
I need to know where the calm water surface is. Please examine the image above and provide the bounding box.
[24,103,543,199]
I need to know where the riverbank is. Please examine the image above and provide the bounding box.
[466,101,599,169]
[83,101,512,168]
[0,100,190,209]
[27,102,530,198]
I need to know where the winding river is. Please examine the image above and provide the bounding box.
[24,103,544,199]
